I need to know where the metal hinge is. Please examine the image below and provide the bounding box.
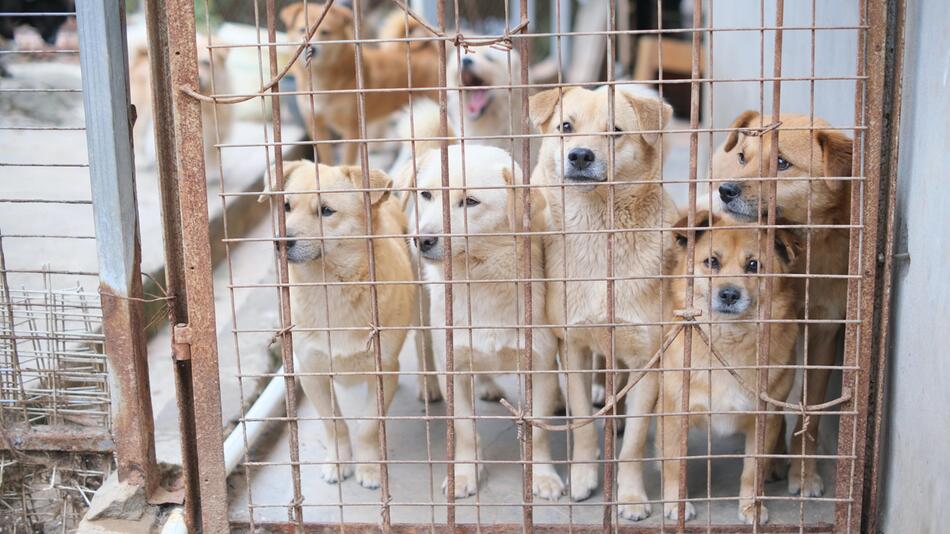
[171,323,193,361]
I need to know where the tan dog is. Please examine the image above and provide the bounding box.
[280,3,440,165]
[401,144,564,500]
[529,85,677,518]
[278,160,414,489]
[712,112,852,498]
[659,211,802,524]
[129,36,233,170]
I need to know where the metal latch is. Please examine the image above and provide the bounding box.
[171,323,193,361]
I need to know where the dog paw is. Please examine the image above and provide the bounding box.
[591,383,607,406]
[618,493,652,521]
[738,501,769,524]
[417,375,442,403]
[356,464,380,489]
[663,502,696,522]
[320,461,353,484]
[476,378,505,402]
[442,464,478,499]
[569,463,599,501]
[788,469,824,497]
[532,467,565,501]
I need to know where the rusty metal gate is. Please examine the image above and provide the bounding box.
[139,0,902,532]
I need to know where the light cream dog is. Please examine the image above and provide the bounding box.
[659,211,802,524]
[278,160,414,489]
[529,85,677,519]
[400,143,564,500]
[711,112,853,498]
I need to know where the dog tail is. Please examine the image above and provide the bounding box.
[379,9,438,50]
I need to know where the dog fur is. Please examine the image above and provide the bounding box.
[279,160,414,489]
[399,143,564,500]
[529,85,677,518]
[280,2,440,165]
[711,112,853,498]
[659,211,802,524]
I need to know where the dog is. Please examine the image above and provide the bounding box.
[128,36,233,171]
[659,211,802,524]
[529,85,677,518]
[277,160,414,489]
[712,111,853,498]
[280,2,440,165]
[0,0,73,77]
[398,142,564,500]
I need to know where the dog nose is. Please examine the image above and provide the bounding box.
[719,182,742,203]
[568,148,595,170]
[417,236,439,253]
[718,286,741,305]
[277,239,296,251]
[462,56,474,68]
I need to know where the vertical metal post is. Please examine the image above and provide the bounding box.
[162,0,230,531]
[75,0,158,496]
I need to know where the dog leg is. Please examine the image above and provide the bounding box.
[442,368,480,498]
[530,353,566,500]
[310,113,336,165]
[476,375,505,402]
[591,353,607,406]
[566,342,599,501]
[414,286,442,402]
[618,370,657,521]
[659,378,695,521]
[738,413,782,524]
[299,373,353,484]
[353,362,399,489]
[341,123,360,165]
[789,326,838,497]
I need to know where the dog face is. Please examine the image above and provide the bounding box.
[712,111,854,223]
[278,161,392,263]
[280,2,354,67]
[529,85,671,191]
[673,211,801,317]
[407,145,545,262]
[447,45,520,120]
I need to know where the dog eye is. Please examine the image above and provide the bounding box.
[737,152,746,165]
[614,125,623,134]
[703,257,720,270]
[745,259,759,273]
[320,29,330,37]
[460,196,480,208]
[283,201,291,212]
[420,191,432,200]
[777,155,792,171]
[320,205,335,217]
[558,121,573,133]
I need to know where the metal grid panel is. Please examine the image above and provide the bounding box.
[153,0,895,531]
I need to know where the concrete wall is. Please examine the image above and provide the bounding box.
[708,0,860,146]
[879,2,950,532]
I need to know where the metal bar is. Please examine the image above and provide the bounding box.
[75,0,158,496]
[164,0,229,530]
[0,424,113,452]
[143,0,201,527]
[230,523,835,534]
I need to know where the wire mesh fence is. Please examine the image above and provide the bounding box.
[146,0,890,531]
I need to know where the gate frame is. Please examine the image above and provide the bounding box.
[150,0,905,532]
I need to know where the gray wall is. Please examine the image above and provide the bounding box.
[708,0,860,144]
[880,1,950,532]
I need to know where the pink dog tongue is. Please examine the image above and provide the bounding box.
[466,89,489,116]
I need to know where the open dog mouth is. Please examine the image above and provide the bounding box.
[460,68,493,119]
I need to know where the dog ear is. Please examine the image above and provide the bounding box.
[503,166,548,232]
[723,110,761,153]
[816,129,853,178]
[620,91,672,146]
[279,2,304,31]
[529,87,571,130]
[259,160,310,203]
[672,210,715,247]
[342,166,393,205]
[773,218,803,266]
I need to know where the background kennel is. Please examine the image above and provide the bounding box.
[0,0,912,532]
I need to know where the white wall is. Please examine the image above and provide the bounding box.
[708,0,860,146]
[880,1,950,532]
